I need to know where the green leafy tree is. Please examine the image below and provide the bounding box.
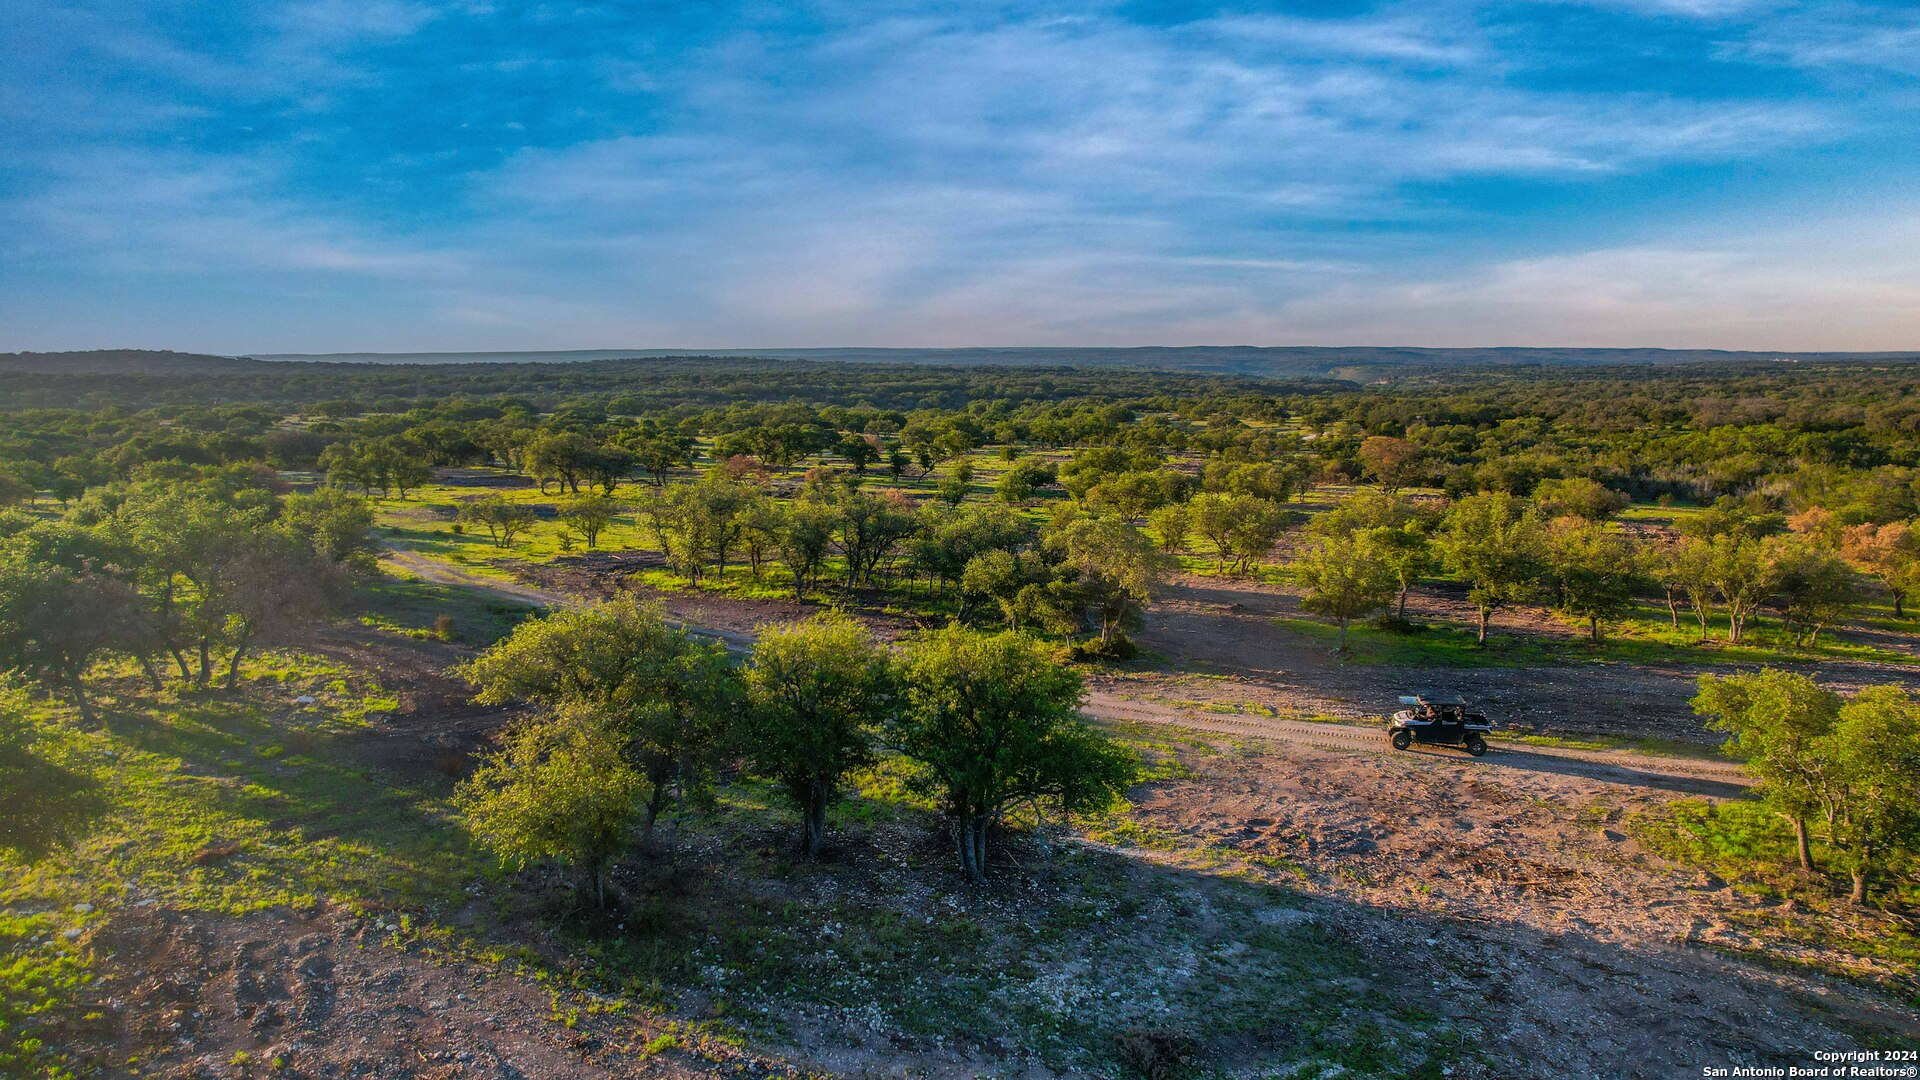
[1704,533,1772,645]
[890,628,1136,881]
[1050,516,1172,644]
[1435,492,1544,644]
[1310,492,1434,618]
[1667,538,1718,639]
[1190,493,1287,576]
[1146,502,1190,555]
[1693,669,1840,873]
[774,498,837,597]
[1357,436,1422,493]
[281,487,379,572]
[1763,537,1856,645]
[461,598,739,840]
[833,487,918,585]
[458,495,537,548]
[0,543,149,723]
[1818,686,1920,903]
[559,493,622,550]
[937,472,971,507]
[1541,518,1645,642]
[519,430,601,494]
[457,714,645,910]
[740,616,895,857]
[1294,531,1398,649]
[1534,477,1630,522]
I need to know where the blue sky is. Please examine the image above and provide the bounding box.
[3,0,1917,352]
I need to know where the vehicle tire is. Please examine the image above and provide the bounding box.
[1465,734,1487,757]
[1390,730,1412,751]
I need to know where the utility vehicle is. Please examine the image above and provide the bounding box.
[1387,692,1493,756]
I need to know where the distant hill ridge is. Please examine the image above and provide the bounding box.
[5,346,1920,380]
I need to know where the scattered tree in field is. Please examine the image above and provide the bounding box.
[1819,686,1920,903]
[1309,491,1433,618]
[201,533,343,687]
[559,493,622,550]
[908,504,1031,600]
[1541,518,1645,642]
[519,430,602,494]
[1763,537,1856,645]
[1704,533,1771,644]
[1667,538,1718,639]
[1050,516,1172,645]
[1840,521,1920,618]
[461,598,739,840]
[1087,470,1191,518]
[1293,531,1398,649]
[839,433,881,474]
[996,459,1056,505]
[937,472,970,507]
[740,616,895,858]
[833,487,916,586]
[1204,460,1296,503]
[1358,436,1422,493]
[619,430,695,487]
[1189,493,1288,576]
[1533,477,1630,522]
[318,437,431,498]
[0,546,149,723]
[459,495,537,548]
[1695,670,1920,904]
[1435,493,1543,644]
[961,549,1054,629]
[1693,670,1839,873]
[738,496,782,580]
[1147,502,1190,555]
[281,487,379,572]
[457,714,644,910]
[774,499,836,597]
[890,628,1136,881]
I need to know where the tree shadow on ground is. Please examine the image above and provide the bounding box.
[0,740,110,860]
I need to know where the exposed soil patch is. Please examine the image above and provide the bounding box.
[1128,574,1920,744]
[298,622,517,777]
[67,903,743,1079]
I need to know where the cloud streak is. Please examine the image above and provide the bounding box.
[1,0,1915,351]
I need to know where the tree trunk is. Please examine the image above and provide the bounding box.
[1589,615,1601,643]
[65,672,97,726]
[1792,816,1814,873]
[1475,607,1489,645]
[1850,841,1870,904]
[197,638,214,686]
[136,653,165,692]
[1397,586,1410,619]
[641,783,670,848]
[956,815,989,882]
[1896,591,1906,619]
[1664,590,1680,628]
[169,644,193,682]
[1337,618,1350,651]
[803,792,827,860]
[224,634,253,689]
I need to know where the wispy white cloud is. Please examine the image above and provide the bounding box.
[3,148,466,279]
[3,0,1917,351]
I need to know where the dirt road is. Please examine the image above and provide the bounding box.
[381,546,1752,800]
